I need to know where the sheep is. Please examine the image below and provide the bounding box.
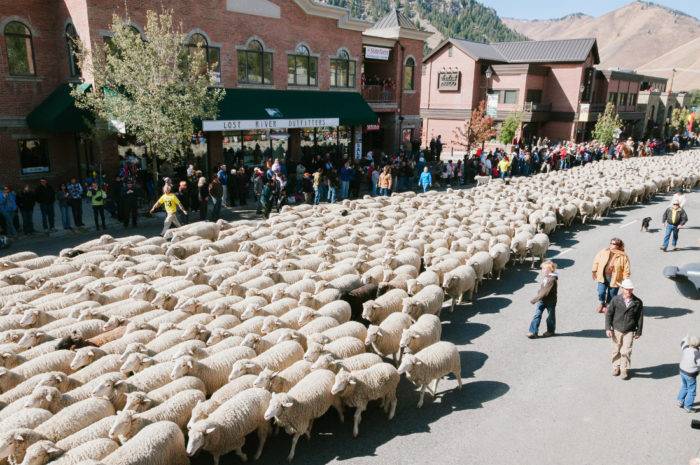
[35,397,115,442]
[526,233,550,268]
[4,350,74,389]
[54,416,116,451]
[123,376,206,413]
[397,341,462,408]
[442,265,477,311]
[101,421,188,465]
[228,340,305,380]
[361,288,408,325]
[297,300,351,327]
[70,354,122,384]
[186,388,272,464]
[331,362,400,437]
[489,243,511,280]
[297,316,339,337]
[365,312,413,363]
[108,389,205,443]
[399,314,442,355]
[119,352,156,375]
[0,371,76,406]
[406,270,440,296]
[20,438,118,465]
[307,320,368,345]
[0,428,48,465]
[253,360,313,393]
[109,361,175,393]
[311,352,383,373]
[303,336,365,364]
[170,346,256,395]
[186,374,258,429]
[401,284,444,320]
[297,289,342,310]
[0,408,53,433]
[466,252,493,290]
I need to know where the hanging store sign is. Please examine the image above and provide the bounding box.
[437,71,460,91]
[203,118,339,131]
[364,46,391,61]
[486,92,498,117]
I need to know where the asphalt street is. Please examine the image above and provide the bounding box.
[2,184,698,465]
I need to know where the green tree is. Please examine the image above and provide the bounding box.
[499,112,521,145]
[72,9,224,165]
[592,102,623,145]
[670,107,690,134]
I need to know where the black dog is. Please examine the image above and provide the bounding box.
[641,217,652,232]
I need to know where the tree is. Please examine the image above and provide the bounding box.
[454,100,496,153]
[592,102,623,145]
[72,9,224,166]
[670,107,690,134]
[499,112,521,145]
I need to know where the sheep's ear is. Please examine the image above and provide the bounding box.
[282,400,294,408]
[87,350,94,356]
[186,360,194,369]
[244,362,256,368]
[46,392,54,402]
[348,378,357,385]
[0,367,8,376]
[114,380,125,387]
[412,334,419,339]
[143,357,153,363]
[14,434,24,442]
[46,445,62,454]
[205,427,216,435]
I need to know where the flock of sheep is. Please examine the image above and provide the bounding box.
[0,151,698,465]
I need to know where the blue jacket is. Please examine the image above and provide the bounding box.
[339,167,354,182]
[418,171,432,187]
[217,169,228,186]
[0,192,17,213]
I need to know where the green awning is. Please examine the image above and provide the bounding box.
[26,83,92,133]
[211,88,376,128]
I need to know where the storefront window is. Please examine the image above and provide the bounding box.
[403,57,415,91]
[330,50,355,88]
[18,139,49,175]
[288,44,317,86]
[238,40,272,85]
[4,21,35,76]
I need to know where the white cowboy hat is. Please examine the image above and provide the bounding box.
[620,279,634,289]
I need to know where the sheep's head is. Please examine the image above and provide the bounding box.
[296,308,316,327]
[223,283,246,298]
[156,322,176,336]
[36,372,67,390]
[108,409,137,443]
[119,343,148,363]
[275,329,306,349]
[70,347,99,371]
[17,330,45,349]
[24,386,61,410]
[397,353,419,375]
[171,355,196,380]
[253,367,276,390]
[401,299,421,320]
[261,316,282,335]
[186,420,216,457]
[128,284,152,301]
[180,324,209,343]
[303,342,325,363]
[365,325,383,346]
[239,333,261,351]
[124,321,154,334]
[361,300,378,321]
[311,353,336,371]
[175,297,203,314]
[206,328,231,346]
[151,292,176,309]
[18,440,62,465]
[330,368,356,395]
[18,308,42,328]
[228,359,260,381]
[399,328,418,351]
[264,393,293,421]
[119,352,154,375]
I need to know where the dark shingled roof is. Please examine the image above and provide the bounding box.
[367,8,418,31]
[425,37,599,64]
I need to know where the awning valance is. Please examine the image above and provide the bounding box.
[205,88,376,131]
[26,83,92,133]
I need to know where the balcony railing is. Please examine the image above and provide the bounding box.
[362,84,396,103]
[522,102,551,112]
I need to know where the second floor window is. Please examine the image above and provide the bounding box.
[499,90,518,104]
[188,33,221,84]
[4,21,35,76]
[403,57,415,91]
[66,24,79,77]
[238,40,272,85]
[330,50,355,88]
[287,45,317,86]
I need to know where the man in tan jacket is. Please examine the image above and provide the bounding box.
[592,237,631,313]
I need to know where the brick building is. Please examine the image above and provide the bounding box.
[0,1,429,187]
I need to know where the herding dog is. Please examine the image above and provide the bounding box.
[640,217,652,232]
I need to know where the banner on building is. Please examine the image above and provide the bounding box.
[486,93,498,117]
[203,118,339,131]
[364,46,391,61]
[437,71,460,91]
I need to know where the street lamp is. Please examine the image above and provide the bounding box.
[484,66,493,79]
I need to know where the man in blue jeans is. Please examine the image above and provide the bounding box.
[661,199,688,251]
[527,260,558,339]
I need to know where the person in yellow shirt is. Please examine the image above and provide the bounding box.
[150,184,188,236]
[498,156,511,180]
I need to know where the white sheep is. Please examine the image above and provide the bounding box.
[399,314,442,355]
[331,362,400,437]
[228,340,305,380]
[19,438,118,465]
[442,265,477,311]
[406,270,440,296]
[170,346,256,395]
[186,374,258,429]
[401,284,444,320]
[397,341,462,408]
[366,312,413,363]
[253,360,312,393]
[361,289,408,325]
[310,352,382,373]
[526,233,550,268]
[35,397,115,442]
[101,421,189,465]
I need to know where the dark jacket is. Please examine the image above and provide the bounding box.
[16,190,36,211]
[209,181,223,199]
[605,294,644,335]
[662,206,688,226]
[176,189,190,209]
[121,187,140,209]
[34,184,55,204]
[530,273,558,306]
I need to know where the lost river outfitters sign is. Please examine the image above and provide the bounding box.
[202,117,340,131]
[438,71,460,91]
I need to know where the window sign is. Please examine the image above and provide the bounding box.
[18,139,50,175]
[203,117,339,131]
[437,71,460,91]
[364,46,391,61]
[486,93,498,117]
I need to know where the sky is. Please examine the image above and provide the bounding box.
[479,0,699,20]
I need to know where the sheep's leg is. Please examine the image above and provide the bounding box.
[417,384,427,408]
[254,423,270,460]
[455,370,463,388]
[353,404,366,437]
[432,378,440,396]
[388,396,397,419]
[450,298,456,313]
[469,289,475,302]
[287,433,302,462]
[305,420,314,438]
[234,448,248,462]
[332,397,345,422]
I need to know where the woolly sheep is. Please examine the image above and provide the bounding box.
[228,340,304,380]
[397,341,462,408]
[253,360,312,393]
[442,265,477,311]
[123,376,206,413]
[303,336,365,364]
[0,428,48,465]
[54,416,115,451]
[170,346,256,395]
[401,285,444,320]
[399,314,442,355]
[526,233,550,268]
[20,438,118,465]
[297,300,351,327]
[310,352,382,373]
[331,362,400,437]
[101,421,188,465]
[186,374,258,429]
[0,408,52,434]
[361,288,408,325]
[35,397,115,442]
[70,354,122,384]
[366,312,413,363]
[406,270,440,296]
[489,243,511,280]
[186,388,271,464]
[307,321,368,345]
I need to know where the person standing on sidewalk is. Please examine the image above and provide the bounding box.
[605,279,643,380]
[527,260,558,339]
[121,181,140,228]
[86,182,107,230]
[660,199,688,252]
[57,184,72,230]
[35,178,56,232]
[418,166,432,193]
[197,177,208,222]
[217,164,229,207]
[592,238,631,313]
[150,184,187,235]
[66,177,84,227]
[16,185,36,235]
[0,185,17,236]
[677,335,700,413]
[175,180,190,225]
[208,176,223,221]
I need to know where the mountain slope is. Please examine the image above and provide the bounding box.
[503,1,700,90]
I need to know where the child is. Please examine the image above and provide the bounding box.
[527,260,558,339]
[418,166,432,193]
[678,335,700,413]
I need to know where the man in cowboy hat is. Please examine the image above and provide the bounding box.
[661,198,688,251]
[605,278,644,380]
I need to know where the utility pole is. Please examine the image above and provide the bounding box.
[668,68,676,93]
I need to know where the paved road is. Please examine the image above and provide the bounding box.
[3,186,698,465]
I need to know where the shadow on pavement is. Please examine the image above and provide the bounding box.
[644,306,693,319]
[441,321,490,346]
[630,363,678,379]
[557,329,607,338]
[457,296,512,319]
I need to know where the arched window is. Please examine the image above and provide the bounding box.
[287,44,317,86]
[238,39,272,85]
[187,33,221,84]
[4,21,35,76]
[330,49,355,88]
[403,57,415,91]
[66,24,79,77]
